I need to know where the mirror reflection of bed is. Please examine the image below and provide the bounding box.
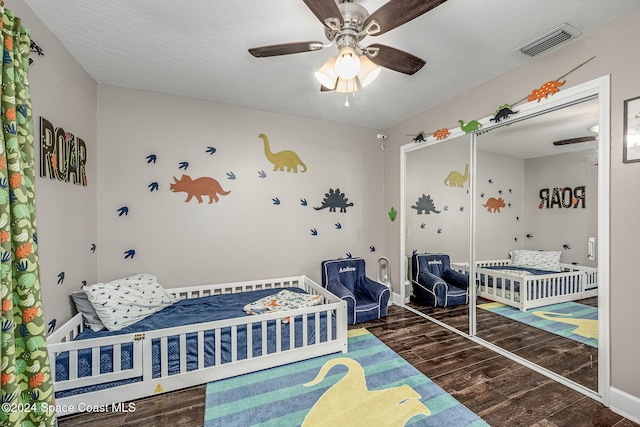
[403,91,602,395]
[474,97,599,391]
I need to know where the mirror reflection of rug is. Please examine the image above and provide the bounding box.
[477,301,598,348]
[205,329,489,426]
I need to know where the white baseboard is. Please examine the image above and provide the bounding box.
[609,387,640,424]
[392,291,404,305]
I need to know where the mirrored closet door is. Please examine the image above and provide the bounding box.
[473,96,600,392]
[401,76,609,400]
[404,132,471,333]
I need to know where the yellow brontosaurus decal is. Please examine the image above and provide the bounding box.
[533,311,598,339]
[259,133,307,173]
[444,164,469,187]
[302,357,430,426]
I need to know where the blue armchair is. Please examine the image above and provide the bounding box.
[321,258,390,325]
[411,253,469,307]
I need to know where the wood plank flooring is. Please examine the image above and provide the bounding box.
[57,304,638,427]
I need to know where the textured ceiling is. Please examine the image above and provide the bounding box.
[24,0,640,130]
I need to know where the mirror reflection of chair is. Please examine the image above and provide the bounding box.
[321,258,390,325]
[411,253,469,307]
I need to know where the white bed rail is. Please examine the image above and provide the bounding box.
[48,275,347,415]
[452,261,598,311]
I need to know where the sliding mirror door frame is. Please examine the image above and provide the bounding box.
[399,75,610,403]
[469,75,610,403]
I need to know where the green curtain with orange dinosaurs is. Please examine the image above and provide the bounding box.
[0,3,57,426]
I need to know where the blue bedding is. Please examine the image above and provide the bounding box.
[55,287,334,398]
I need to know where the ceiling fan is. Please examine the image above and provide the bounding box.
[552,136,597,146]
[248,0,448,94]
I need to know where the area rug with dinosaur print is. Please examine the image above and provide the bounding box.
[204,328,489,426]
[477,300,598,348]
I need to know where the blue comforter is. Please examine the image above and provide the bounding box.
[55,287,333,398]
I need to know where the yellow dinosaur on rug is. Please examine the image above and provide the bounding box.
[533,311,598,339]
[302,357,430,426]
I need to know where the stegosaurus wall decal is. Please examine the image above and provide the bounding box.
[314,188,354,213]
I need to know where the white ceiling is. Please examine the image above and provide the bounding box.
[24,0,640,130]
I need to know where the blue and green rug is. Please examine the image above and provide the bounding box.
[205,329,489,426]
[478,301,598,348]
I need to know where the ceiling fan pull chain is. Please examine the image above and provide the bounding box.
[345,92,350,107]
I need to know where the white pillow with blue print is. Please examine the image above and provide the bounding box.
[509,250,562,272]
[84,273,179,331]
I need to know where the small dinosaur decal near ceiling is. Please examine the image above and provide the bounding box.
[458,119,482,134]
[482,197,505,213]
[411,194,440,214]
[491,104,518,123]
[433,128,450,140]
[170,174,230,204]
[412,131,427,142]
[528,80,566,102]
[444,164,469,188]
[314,188,353,212]
[258,133,307,173]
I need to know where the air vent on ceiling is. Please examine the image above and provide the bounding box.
[516,23,581,57]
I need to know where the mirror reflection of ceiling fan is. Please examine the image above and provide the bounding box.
[248,0,448,94]
[552,136,597,146]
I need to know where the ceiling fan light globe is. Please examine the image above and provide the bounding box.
[335,47,361,79]
[315,57,338,90]
[357,55,381,87]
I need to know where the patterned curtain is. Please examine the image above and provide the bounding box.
[0,3,57,426]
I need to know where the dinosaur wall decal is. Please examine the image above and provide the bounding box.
[259,133,307,173]
[302,357,431,426]
[314,188,353,212]
[411,194,440,214]
[444,164,469,188]
[170,174,230,204]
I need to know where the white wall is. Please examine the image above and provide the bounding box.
[384,10,640,410]
[6,0,98,328]
[96,85,384,288]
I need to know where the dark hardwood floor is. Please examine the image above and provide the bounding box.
[57,304,638,427]
[408,296,599,390]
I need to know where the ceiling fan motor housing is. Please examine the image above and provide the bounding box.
[326,1,370,51]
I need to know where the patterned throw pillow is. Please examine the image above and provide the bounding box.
[509,250,562,271]
[84,273,179,331]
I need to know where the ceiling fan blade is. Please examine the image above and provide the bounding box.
[366,44,426,75]
[552,136,597,146]
[248,41,324,58]
[364,0,448,36]
[302,0,343,29]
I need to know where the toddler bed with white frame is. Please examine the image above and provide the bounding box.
[47,274,347,416]
[452,254,598,312]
